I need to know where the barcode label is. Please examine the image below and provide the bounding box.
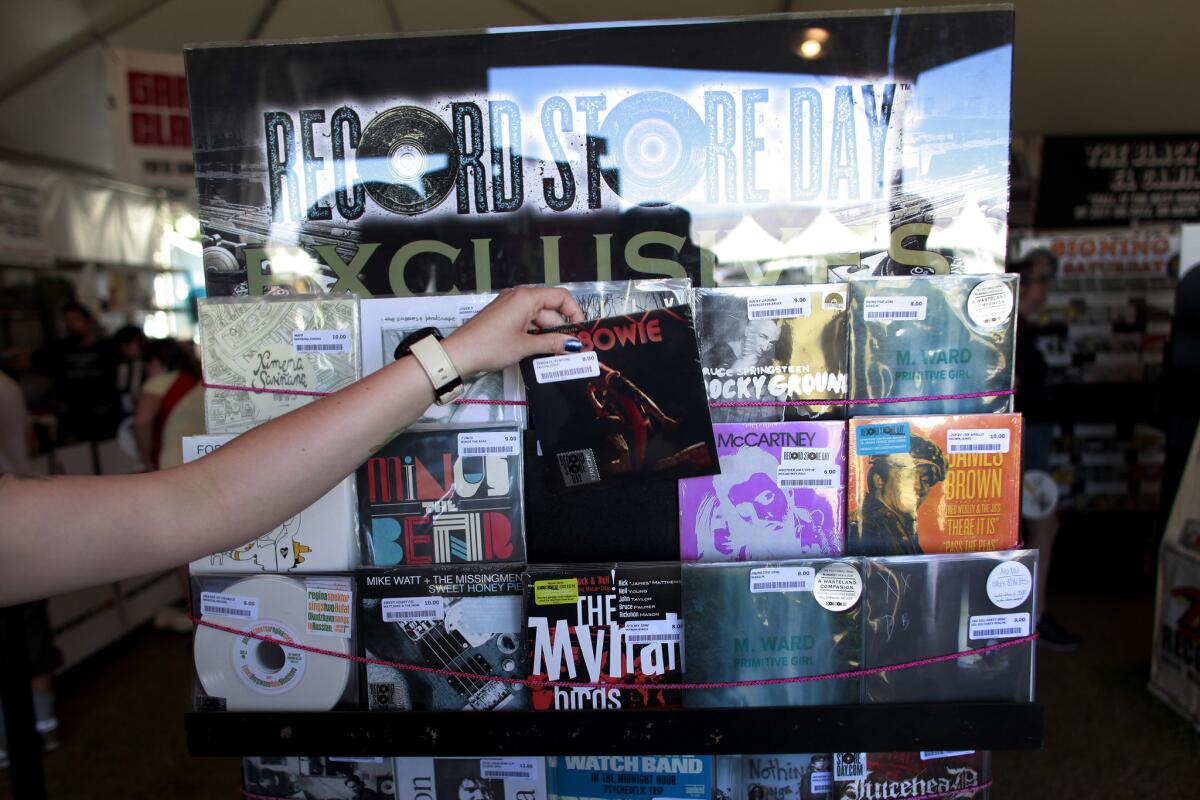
[947,428,1011,454]
[458,431,520,458]
[920,751,975,761]
[834,753,866,781]
[623,619,684,645]
[778,448,841,489]
[292,330,351,354]
[750,566,815,594]
[382,596,445,623]
[456,299,493,325]
[810,771,832,794]
[480,758,538,780]
[968,612,1030,640]
[747,291,811,320]
[864,295,927,321]
[533,351,600,383]
[199,591,259,621]
[329,757,385,764]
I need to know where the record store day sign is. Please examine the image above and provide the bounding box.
[185,9,1013,297]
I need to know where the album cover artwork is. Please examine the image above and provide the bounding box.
[848,275,1017,417]
[520,305,718,490]
[696,285,848,423]
[522,431,681,563]
[561,278,694,320]
[1150,544,1200,729]
[358,426,525,566]
[360,294,524,426]
[525,563,683,711]
[550,755,712,800]
[715,754,833,800]
[244,757,395,800]
[360,565,526,711]
[831,752,990,800]
[395,757,547,800]
[679,421,846,562]
[199,295,360,434]
[847,414,1022,556]
[862,550,1037,703]
[682,559,862,708]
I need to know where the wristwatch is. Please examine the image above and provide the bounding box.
[394,327,465,405]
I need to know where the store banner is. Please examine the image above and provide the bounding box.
[0,163,52,267]
[1036,134,1200,228]
[184,8,1013,297]
[1014,228,1180,283]
[106,48,195,191]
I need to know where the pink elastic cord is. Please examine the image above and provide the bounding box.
[191,613,1036,691]
[202,382,523,406]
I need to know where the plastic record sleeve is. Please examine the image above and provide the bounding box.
[194,575,352,711]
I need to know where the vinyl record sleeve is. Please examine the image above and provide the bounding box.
[1150,544,1200,730]
[847,414,1022,556]
[714,754,833,800]
[862,550,1037,703]
[358,425,525,567]
[681,559,862,708]
[831,752,990,800]
[243,756,395,799]
[520,305,718,491]
[359,294,524,426]
[525,563,683,711]
[395,757,547,800]
[200,295,360,434]
[550,755,712,800]
[184,435,359,573]
[696,285,848,423]
[848,275,1017,417]
[560,278,693,321]
[679,421,846,562]
[359,565,527,711]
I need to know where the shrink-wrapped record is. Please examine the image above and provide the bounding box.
[184,435,359,573]
[395,757,547,800]
[243,756,395,799]
[715,754,832,800]
[200,295,360,434]
[551,755,712,800]
[831,751,991,800]
[192,574,356,711]
[560,278,693,320]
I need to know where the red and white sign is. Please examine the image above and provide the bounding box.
[1017,228,1179,280]
[106,49,195,191]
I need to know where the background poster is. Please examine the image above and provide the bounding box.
[184,9,1013,297]
[106,48,195,191]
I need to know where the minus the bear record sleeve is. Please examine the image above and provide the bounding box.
[520,305,718,491]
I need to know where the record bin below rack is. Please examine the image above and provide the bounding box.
[186,703,1043,757]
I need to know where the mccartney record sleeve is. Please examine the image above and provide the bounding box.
[193,575,355,711]
[715,754,833,800]
[244,756,395,799]
[832,751,990,800]
[520,305,718,490]
[848,275,1017,417]
[863,550,1037,703]
[359,565,526,711]
[682,559,862,708]
[696,285,848,423]
[847,414,1022,557]
[395,757,547,800]
[183,435,359,573]
[358,425,525,567]
[360,294,524,426]
[199,295,360,435]
[679,421,846,563]
[550,755,712,800]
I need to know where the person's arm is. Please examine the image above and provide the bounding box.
[0,287,582,607]
[132,386,165,467]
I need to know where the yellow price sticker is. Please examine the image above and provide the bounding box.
[533,578,579,606]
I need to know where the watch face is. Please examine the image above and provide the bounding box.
[395,327,443,360]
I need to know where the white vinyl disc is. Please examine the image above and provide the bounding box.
[193,575,351,711]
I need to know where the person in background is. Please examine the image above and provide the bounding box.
[112,325,147,417]
[1013,249,1080,651]
[33,302,120,443]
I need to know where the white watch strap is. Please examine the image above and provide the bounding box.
[409,336,464,405]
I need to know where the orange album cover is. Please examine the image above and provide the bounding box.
[847,413,1022,556]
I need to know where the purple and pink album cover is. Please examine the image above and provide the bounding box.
[679,421,846,562]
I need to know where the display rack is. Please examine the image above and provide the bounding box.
[186,703,1043,757]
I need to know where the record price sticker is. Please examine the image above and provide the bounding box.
[292,330,352,354]
[750,566,815,594]
[947,428,1010,454]
[778,448,841,488]
[810,772,832,794]
[747,290,811,319]
[864,295,927,321]
[458,431,520,457]
[920,751,975,761]
[968,613,1030,640]
[533,351,600,383]
[624,619,685,645]
[382,596,445,623]
[480,758,539,780]
[200,591,259,621]
[534,578,579,606]
[457,298,493,324]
